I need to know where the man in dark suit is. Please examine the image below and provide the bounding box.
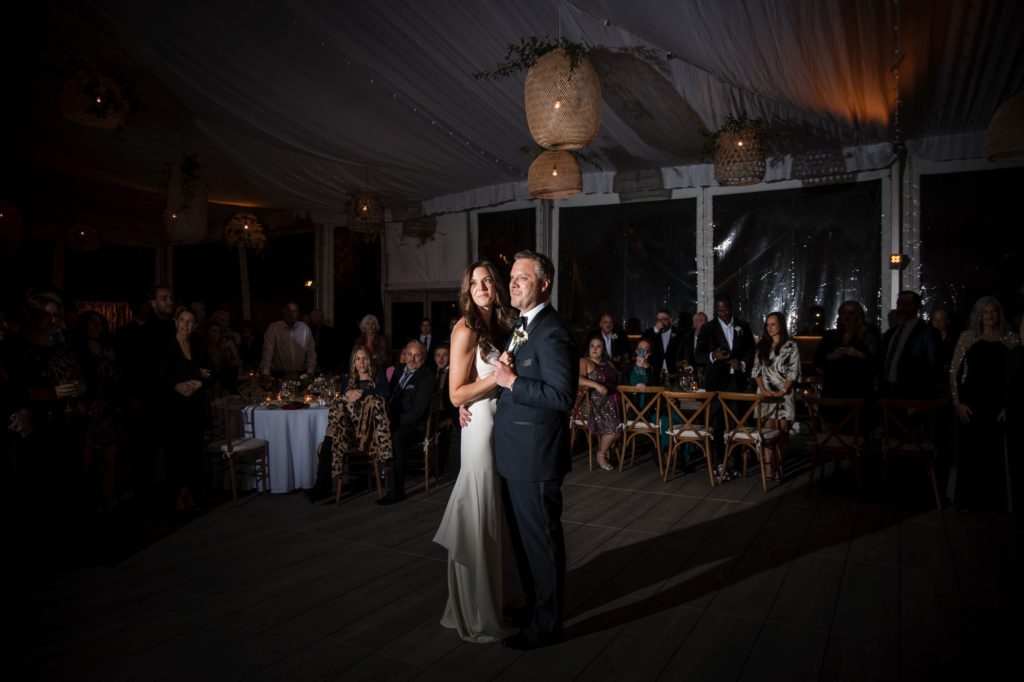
[696,295,755,480]
[642,309,683,378]
[879,290,940,398]
[415,317,437,368]
[586,313,632,367]
[492,250,577,650]
[378,339,436,504]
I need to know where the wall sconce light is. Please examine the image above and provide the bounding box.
[889,253,910,270]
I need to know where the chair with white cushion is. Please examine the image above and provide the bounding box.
[206,398,270,506]
[717,391,782,492]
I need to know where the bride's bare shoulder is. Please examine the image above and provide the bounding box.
[452,319,477,344]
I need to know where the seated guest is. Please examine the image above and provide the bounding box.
[950,296,1020,512]
[210,309,241,347]
[379,340,436,504]
[310,346,392,502]
[260,302,317,378]
[626,338,661,400]
[879,290,940,398]
[353,313,391,373]
[386,347,408,382]
[813,300,877,399]
[579,337,621,472]
[587,313,632,368]
[752,312,801,480]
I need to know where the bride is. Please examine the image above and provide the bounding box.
[433,260,518,642]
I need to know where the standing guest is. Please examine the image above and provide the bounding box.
[379,339,436,504]
[309,309,340,375]
[931,306,957,395]
[416,318,437,366]
[203,321,241,393]
[752,312,801,480]
[76,311,121,513]
[696,294,755,481]
[160,308,213,512]
[1005,316,1024,510]
[950,297,1019,512]
[680,311,709,378]
[210,309,241,347]
[260,302,316,377]
[189,301,206,325]
[579,337,621,472]
[587,313,632,368]
[353,313,391,372]
[238,321,263,371]
[642,309,683,379]
[879,291,940,398]
[813,300,878,399]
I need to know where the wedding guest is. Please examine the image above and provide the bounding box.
[260,302,316,377]
[879,291,940,398]
[190,301,206,324]
[210,309,241,347]
[415,318,438,366]
[76,311,121,513]
[587,313,631,367]
[752,312,801,480]
[931,306,957,395]
[579,337,621,471]
[353,313,391,371]
[238,321,263,371]
[160,308,213,512]
[309,309,341,375]
[642,309,683,377]
[813,300,877,399]
[379,340,436,504]
[203,321,241,393]
[950,296,1019,512]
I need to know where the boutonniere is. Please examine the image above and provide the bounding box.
[670,331,677,338]
[734,325,742,336]
[610,333,618,340]
[510,328,529,355]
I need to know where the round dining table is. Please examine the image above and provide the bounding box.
[240,405,329,493]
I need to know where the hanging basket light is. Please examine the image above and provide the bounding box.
[714,127,766,186]
[65,224,101,252]
[58,69,130,130]
[401,215,438,244]
[348,191,384,234]
[524,48,602,150]
[528,150,582,199]
[224,213,267,250]
[986,91,1024,162]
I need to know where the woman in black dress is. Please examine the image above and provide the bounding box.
[950,297,1020,511]
[812,300,878,399]
[160,308,213,511]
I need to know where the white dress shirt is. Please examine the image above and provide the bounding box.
[260,320,317,375]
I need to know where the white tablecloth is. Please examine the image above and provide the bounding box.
[242,406,329,493]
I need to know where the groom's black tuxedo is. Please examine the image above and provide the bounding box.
[494,304,577,643]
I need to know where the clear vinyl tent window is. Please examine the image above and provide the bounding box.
[711,181,882,334]
[558,198,698,339]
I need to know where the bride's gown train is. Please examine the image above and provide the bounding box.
[433,351,517,643]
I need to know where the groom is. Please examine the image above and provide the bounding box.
[492,250,577,649]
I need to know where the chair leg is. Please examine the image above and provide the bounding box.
[335,476,343,505]
[663,443,675,482]
[703,441,716,487]
[373,460,383,499]
[928,460,943,510]
[758,447,768,493]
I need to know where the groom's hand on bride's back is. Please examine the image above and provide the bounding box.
[459,404,472,428]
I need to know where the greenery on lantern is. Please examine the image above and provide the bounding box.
[161,153,203,212]
[699,112,771,161]
[516,144,603,171]
[474,36,589,80]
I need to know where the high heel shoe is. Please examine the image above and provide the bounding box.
[596,453,614,471]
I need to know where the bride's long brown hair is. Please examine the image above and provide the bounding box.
[459,260,515,360]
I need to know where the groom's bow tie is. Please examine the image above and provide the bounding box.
[514,315,528,330]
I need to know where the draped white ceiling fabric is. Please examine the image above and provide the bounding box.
[31,0,1024,216]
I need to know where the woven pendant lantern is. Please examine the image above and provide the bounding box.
[224,213,267,250]
[714,127,766,186]
[65,224,101,252]
[348,191,384,234]
[524,48,601,150]
[528,151,582,199]
[986,91,1024,162]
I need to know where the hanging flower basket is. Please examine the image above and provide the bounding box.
[528,150,582,199]
[524,48,602,150]
[401,216,437,244]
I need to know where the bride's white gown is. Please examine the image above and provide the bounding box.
[433,351,517,643]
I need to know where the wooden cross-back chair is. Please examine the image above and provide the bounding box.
[661,390,716,485]
[717,391,782,492]
[878,399,944,510]
[570,389,596,470]
[616,385,664,473]
[804,397,865,493]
